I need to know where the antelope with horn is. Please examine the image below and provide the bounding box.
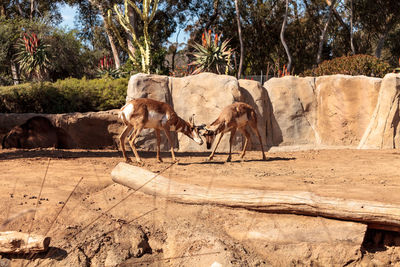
[118,98,203,164]
[201,102,266,162]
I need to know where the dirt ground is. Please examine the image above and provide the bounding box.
[1,148,400,266]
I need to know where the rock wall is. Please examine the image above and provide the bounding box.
[1,73,400,151]
[0,110,122,149]
[358,74,400,149]
[170,73,242,151]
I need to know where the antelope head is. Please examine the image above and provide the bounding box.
[200,126,216,150]
[188,115,204,145]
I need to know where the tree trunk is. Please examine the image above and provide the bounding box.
[204,0,220,30]
[349,0,355,55]
[93,1,121,69]
[234,0,244,79]
[104,19,121,69]
[375,33,387,59]
[10,61,19,85]
[325,0,351,44]
[127,4,138,60]
[30,0,34,20]
[0,3,6,17]
[316,0,335,65]
[112,163,400,232]
[15,0,24,17]
[280,0,292,72]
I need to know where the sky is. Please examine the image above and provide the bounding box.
[59,4,77,30]
[59,4,189,44]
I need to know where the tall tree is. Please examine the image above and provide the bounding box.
[107,0,159,73]
[234,0,243,78]
[87,0,121,68]
[280,0,292,72]
[317,0,336,65]
[349,0,355,54]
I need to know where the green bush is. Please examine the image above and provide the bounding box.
[0,77,128,113]
[301,54,391,78]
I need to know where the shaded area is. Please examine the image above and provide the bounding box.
[0,148,213,161]
[362,227,400,253]
[0,247,67,261]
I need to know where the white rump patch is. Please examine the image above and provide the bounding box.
[119,103,134,124]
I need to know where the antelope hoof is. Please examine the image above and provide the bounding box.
[207,156,213,161]
[157,157,163,163]
[125,158,132,163]
[172,158,179,163]
[226,157,232,162]
[135,159,144,166]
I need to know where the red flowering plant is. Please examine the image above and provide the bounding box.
[96,55,124,78]
[189,29,233,75]
[16,32,50,81]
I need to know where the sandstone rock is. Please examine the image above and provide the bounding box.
[126,73,176,151]
[316,75,381,146]
[0,110,122,149]
[171,72,242,152]
[238,79,269,149]
[359,73,400,149]
[264,76,317,146]
[126,73,172,104]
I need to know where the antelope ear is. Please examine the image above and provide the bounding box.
[189,114,195,126]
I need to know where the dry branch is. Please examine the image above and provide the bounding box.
[0,231,50,254]
[112,162,400,231]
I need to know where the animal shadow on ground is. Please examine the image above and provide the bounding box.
[0,247,67,261]
[177,153,296,165]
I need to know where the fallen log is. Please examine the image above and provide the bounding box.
[0,231,50,254]
[112,162,400,231]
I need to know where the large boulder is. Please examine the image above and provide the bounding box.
[316,75,381,146]
[170,73,242,152]
[358,73,400,149]
[126,73,174,151]
[126,73,171,103]
[264,76,318,147]
[238,79,269,149]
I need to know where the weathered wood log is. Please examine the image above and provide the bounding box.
[112,162,400,231]
[0,231,50,254]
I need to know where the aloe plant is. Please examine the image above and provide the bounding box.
[96,55,125,79]
[190,30,233,75]
[16,32,50,81]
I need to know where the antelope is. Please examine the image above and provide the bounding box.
[201,102,267,162]
[118,98,203,163]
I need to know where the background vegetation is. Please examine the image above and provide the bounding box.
[0,0,400,113]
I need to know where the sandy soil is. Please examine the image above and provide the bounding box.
[1,148,400,266]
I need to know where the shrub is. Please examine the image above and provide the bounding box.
[0,77,128,113]
[189,30,233,75]
[301,54,391,78]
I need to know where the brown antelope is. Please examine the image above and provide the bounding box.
[201,102,266,162]
[118,98,203,163]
